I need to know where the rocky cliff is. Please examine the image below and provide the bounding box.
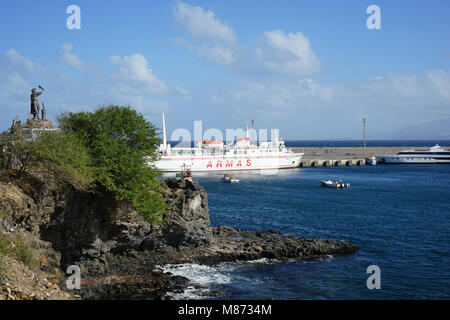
[0,170,358,300]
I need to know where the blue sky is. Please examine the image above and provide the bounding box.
[1,0,449,139]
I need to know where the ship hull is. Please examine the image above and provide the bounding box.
[152,154,304,172]
[380,155,450,164]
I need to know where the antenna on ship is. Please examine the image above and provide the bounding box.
[245,120,249,139]
[162,113,167,150]
[251,120,255,145]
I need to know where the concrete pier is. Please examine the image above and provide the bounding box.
[300,160,311,167]
[299,158,365,167]
[294,146,449,168]
[312,160,325,167]
[293,146,446,161]
[336,160,346,166]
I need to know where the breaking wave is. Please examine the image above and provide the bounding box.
[156,259,277,300]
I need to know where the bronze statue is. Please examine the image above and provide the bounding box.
[30,85,45,119]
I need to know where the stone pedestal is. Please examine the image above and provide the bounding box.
[25,118,54,129]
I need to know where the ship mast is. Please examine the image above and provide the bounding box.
[162,113,167,150]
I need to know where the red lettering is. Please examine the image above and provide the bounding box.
[216,161,222,168]
[206,161,212,168]
[226,160,233,167]
[246,159,251,166]
[236,160,242,167]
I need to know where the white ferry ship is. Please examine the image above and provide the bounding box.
[379,144,450,164]
[151,114,304,172]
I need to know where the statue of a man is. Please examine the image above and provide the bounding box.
[30,85,45,119]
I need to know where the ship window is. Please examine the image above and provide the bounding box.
[244,151,247,154]
[238,151,242,154]
[234,151,237,154]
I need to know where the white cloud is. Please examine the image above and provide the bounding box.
[174,1,237,46]
[197,45,236,66]
[222,79,332,112]
[173,2,320,76]
[109,53,169,95]
[3,72,29,96]
[107,92,171,116]
[60,44,84,70]
[174,1,239,67]
[256,30,321,76]
[4,49,34,72]
[426,70,450,100]
[174,85,192,100]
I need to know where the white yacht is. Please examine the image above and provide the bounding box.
[379,144,450,164]
[149,114,304,172]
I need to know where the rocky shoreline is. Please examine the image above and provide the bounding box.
[0,170,359,300]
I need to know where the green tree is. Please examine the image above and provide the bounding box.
[32,130,94,190]
[57,105,167,223]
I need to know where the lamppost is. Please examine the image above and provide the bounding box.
[363,118,367,159]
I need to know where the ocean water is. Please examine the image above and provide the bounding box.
[163,165,450,299]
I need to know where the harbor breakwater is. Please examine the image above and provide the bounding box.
[291,146,449,167]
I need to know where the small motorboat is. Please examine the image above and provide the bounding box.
[176,165,193,181]
[320,180,350,188]
[223,174,239,183]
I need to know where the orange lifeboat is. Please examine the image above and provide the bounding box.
[202,140,223,145]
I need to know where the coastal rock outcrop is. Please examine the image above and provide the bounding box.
[0,171,359,300]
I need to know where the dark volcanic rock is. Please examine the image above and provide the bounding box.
[0,171,359,300]
[209,226,358,262]
[80,272,190,300]
[158,179,212,248]
[37,178,212,273]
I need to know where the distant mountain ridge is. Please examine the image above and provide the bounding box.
[377,118,450,140]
